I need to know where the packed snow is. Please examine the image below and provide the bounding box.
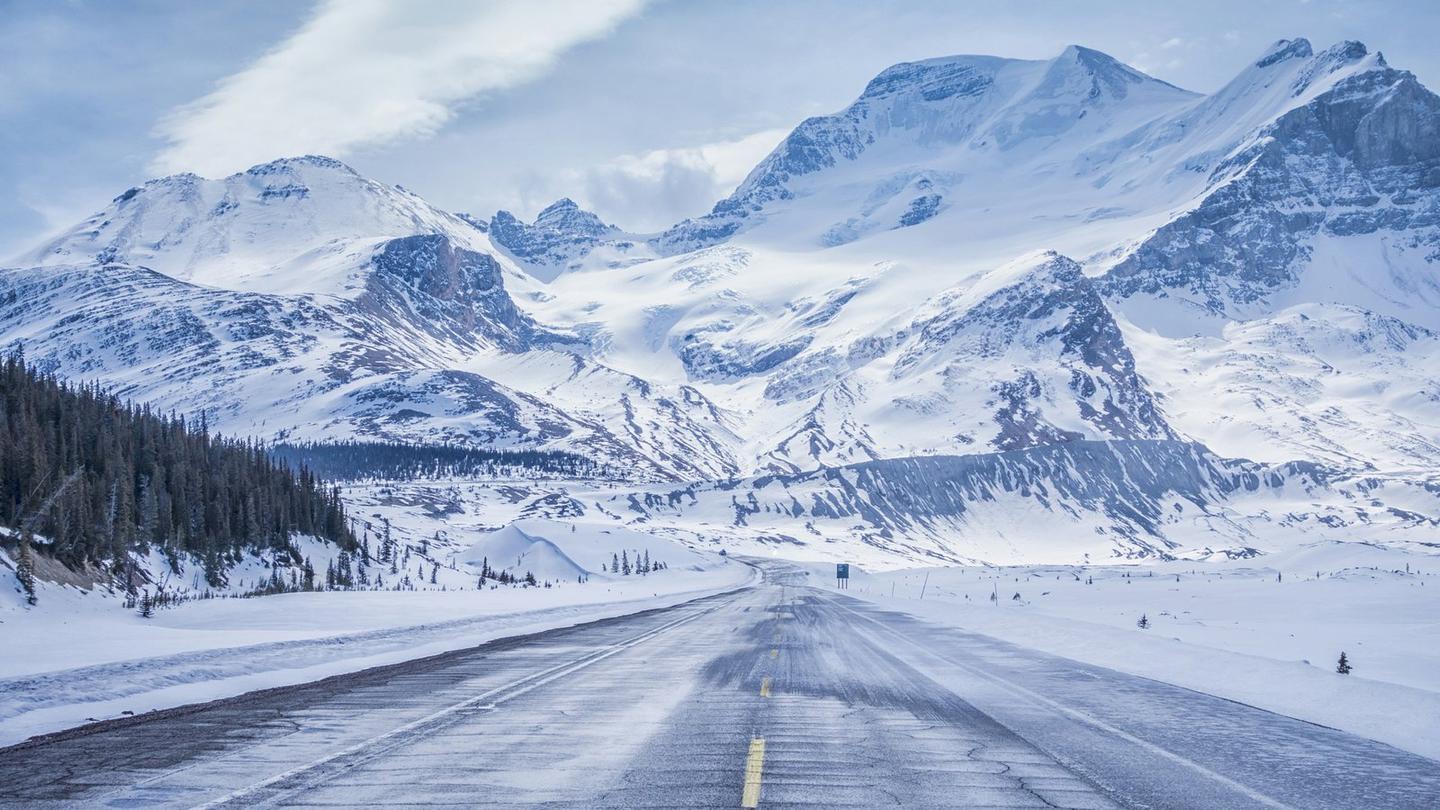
[797,540,1440,760]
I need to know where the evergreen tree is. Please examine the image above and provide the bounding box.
[15,530,37,606]
[336,551,353,589]
[611,553,619,574]
[1136,614,1150,630]
[0,355,355,577]
[138,590,154,618]
[621,550,631,576]
[1336,652,1352,674]
[268,440,602,481]
[430,563,438,584]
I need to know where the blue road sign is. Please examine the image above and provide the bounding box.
[836,563,849,579]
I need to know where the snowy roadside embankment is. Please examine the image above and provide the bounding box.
[798,541,1440,761]
[0,524,755,748]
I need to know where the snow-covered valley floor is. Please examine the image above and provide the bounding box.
[800,540,1440,760]
[4,523,1437,765]
[0,529,754,748]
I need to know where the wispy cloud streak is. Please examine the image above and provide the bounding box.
[152,0,647,176]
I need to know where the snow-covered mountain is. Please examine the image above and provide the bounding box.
[4,157,736,481]
[485,198,650,281]
[5,37,1439,564]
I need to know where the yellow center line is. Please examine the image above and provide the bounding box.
[741,737,766,808]
[770,648,778,659]
[759,676,772,698]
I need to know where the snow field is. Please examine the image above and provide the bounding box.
[0,523,753,747]
[797,540,1440,760]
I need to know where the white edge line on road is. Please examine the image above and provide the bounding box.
[188,604,719,809]
[837,601,1295,810]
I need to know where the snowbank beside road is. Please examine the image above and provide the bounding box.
[0,535,754,748]
[798,541,1440,761]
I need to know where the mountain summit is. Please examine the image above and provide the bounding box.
[658,43,1199,253]
[20,155,490,296]
[487,198,640,280]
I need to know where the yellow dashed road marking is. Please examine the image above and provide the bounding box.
[759,677,771,698]
[770,648,778,659]
[741,737,766,807]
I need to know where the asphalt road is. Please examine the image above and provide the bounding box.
[1,560,1436,808]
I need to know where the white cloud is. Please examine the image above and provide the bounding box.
[150,0,647,177]
[580,128,789,230]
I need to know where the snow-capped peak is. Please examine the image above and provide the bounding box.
[1254,37,1313,68]
[532,198,612,234]
[1049,44,1189,101]
[856,53,1014,102]
[18,154,488,296]
[657,44,1199,253]
[239,154,360,176]
[488,198,640,281]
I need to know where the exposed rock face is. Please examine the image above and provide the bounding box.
[895,254,1173,452]
[367,234,548,352]
[488,199,638,278]
[1102,43,1440,314]
[612,439,1440,563]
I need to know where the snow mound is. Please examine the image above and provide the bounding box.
[461,520,716,580]
[460,524,587,581]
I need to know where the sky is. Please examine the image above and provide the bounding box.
[3,0,1439,257]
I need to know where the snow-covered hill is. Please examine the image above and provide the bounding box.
[4,37,1439,565]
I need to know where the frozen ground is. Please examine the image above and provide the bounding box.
[2,559,1435,809]
[0,521,752,747]
[5,512,1437,766]
[801,539,1440,760]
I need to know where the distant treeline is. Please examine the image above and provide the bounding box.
[268,440,608,481]
[0,354,356,588]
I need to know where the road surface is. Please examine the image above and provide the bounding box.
[0,560,1436,808]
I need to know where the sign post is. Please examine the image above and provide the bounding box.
[836,563,849,589]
